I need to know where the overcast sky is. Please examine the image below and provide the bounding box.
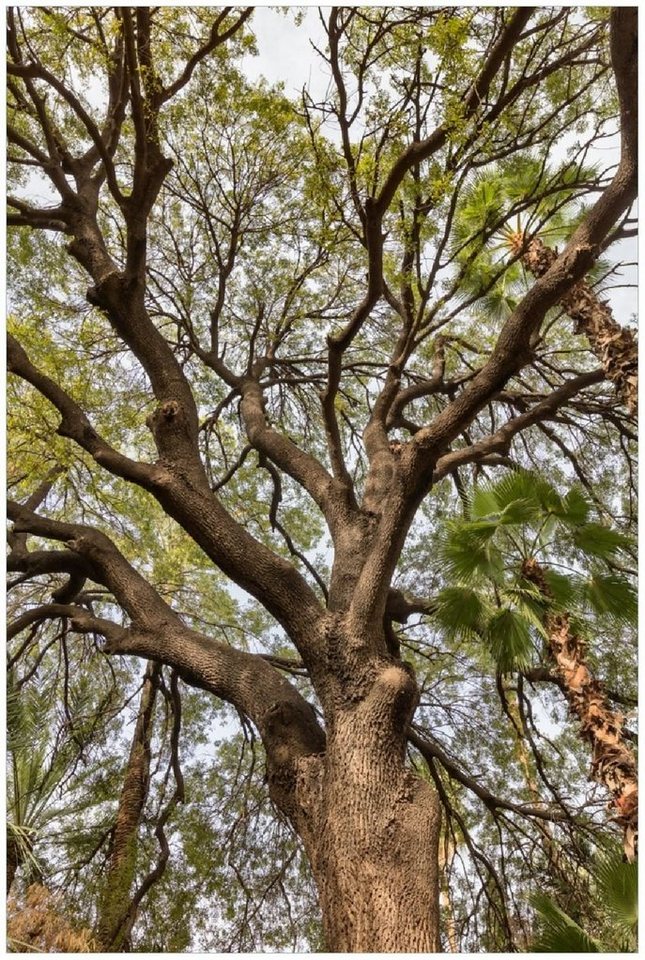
[243,7,329,97]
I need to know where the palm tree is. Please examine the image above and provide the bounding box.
[451,161,638,412]
[530,845,637,952]
[507,232,637,414]
[432,471,638,860]
[6,663,124,900]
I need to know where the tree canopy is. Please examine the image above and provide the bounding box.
[6,5,638,953]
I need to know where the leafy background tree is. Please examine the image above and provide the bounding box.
[6,5,637,952]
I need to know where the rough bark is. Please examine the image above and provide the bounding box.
[273,654,441,952]
[522,558,638,861]
[96,661,160,950]
[510,235,638,412]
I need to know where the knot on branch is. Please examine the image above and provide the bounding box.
[146,400,190,441]
[263,699,326,819]
[365,660,419,730]
[263,700,326,764]
[85,269,123,310]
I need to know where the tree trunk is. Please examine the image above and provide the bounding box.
[96,661,159,950]
[267,654,442,952]
[522,558,638,861]
[7,834,20,897]
[510,235,638,413]
[315,720,441,951]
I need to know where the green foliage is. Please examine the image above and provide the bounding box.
[485,607,533,673]
[435,471,635,672]
[530,892,601,952]
[530,846,637,952]
[6,5,636,952]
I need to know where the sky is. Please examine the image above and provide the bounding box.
[243,7,329,98]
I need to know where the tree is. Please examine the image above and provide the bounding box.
[6,6,637,952]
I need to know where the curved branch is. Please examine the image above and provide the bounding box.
[409,728,567,824]
[432,370,604,482]
[8,333,158,488]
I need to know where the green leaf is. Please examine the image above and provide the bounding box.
[498,497,541,525]
[469,485,501,520]
[583,573,637,625]
[530,892,601,952]
[558,487,591,525]
[485,607,533,672]
[571,523,631,558]
[541,569,580,611]
[434,586,486,637]
[439,520,503,583]
[594,848,637,935]
[492,470,560,514]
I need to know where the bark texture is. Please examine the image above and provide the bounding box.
[522,558,638,861]
[96,661,159,950]
[511,235,638,413]
[273,655,442,952]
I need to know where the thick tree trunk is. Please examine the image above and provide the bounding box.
[268,654,442,952]
[314,719,441,951]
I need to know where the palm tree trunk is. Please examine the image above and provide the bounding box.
[511,235,637,413]
[522,558,638,861]
[7,835,20,897]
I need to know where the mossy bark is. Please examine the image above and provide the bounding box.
[96,661,159,949]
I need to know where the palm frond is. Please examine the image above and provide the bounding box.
[485,607,534,673]
[593,848,637,938]
[571,523,631,558]
[439,519,503,583]
[530,892,601,953]
[433,586,487,638]
[583,573,637,626]
[541,569,581,612]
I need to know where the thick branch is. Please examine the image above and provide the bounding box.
[8,333,158,487]
[66,609,326,771]
[432,370,604,482]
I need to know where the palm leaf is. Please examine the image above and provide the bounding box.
[485,607,534,673]
[530,892,601,952]
[583,573,637,626]
[593,848,638,937]
[433,586,486,638]
[498,497,541,525]
[488,470,561,517]
[571,523,631,558]
[439,519,502,583]
[469,485,501,520]
[541,569,581,611]
[556,487,591,526]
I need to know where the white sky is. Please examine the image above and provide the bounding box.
[243,7,329,98]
